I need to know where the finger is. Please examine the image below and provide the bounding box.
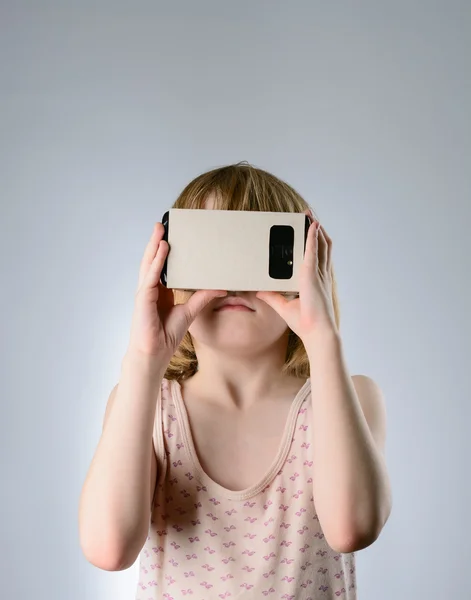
[139,237,169,294]
[164,289,226,344]
[317,225,328,274]
[181,289,228,326]
[303,220,319,272]
[303,208,316,223]
[321,226,333,274]
[255,291,290,314]
[138,223,165,289]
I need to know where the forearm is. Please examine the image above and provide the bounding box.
[79,350,167,565]
[306,329,390,551]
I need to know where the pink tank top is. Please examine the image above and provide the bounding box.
[136,377,357,599]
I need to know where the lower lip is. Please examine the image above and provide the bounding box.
[216,306,253,311]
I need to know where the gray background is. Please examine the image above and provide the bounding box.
[1,1,470,599]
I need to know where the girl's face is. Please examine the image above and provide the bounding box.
[179,194,297,354]
[183,289,296,355]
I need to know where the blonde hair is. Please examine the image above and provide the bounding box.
[163,162,340,381]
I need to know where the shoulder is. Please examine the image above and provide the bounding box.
[351,374,387,454]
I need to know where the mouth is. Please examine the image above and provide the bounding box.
[214,298,255,311]
[215,305,255,312]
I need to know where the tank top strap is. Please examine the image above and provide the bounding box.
[151,378,172,499]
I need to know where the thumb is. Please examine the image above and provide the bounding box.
[184,289,228,324]
[255,291,288,315]
[165,289,227,343]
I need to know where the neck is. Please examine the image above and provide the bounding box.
[186,332,303,410]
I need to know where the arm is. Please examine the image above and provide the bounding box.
[305,328,392,554]
[78,350,167,571]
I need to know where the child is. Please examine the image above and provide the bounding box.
[79,162,392,599]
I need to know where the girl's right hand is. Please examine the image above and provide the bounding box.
[127,222,227,358]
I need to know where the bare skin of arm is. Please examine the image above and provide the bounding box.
[78,351,167,571]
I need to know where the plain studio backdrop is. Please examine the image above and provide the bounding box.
[1,1,470,599]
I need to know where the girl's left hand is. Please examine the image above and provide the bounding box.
[256,210,338,343]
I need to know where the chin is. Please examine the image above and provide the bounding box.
[189,322,289,353]
[194,328,262,347]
